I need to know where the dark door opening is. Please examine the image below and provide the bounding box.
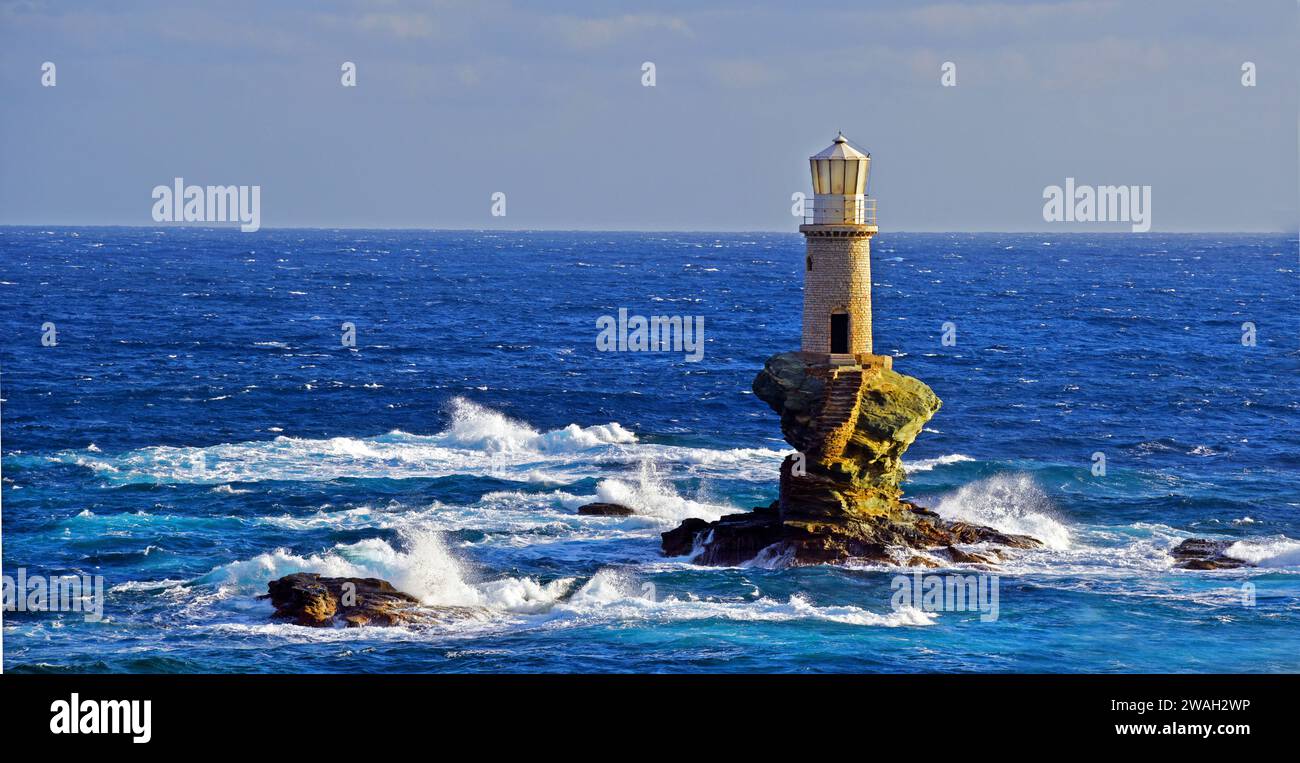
[830,313,849,354]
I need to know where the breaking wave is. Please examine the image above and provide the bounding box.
[557,461,732,524]
[932,473,1072,550]
[192,530,931,631]
[1224,536,1300,568]
[440,398,635,453]
[41,399,977,489]
[907,454,975,472]
[47,397,786,486]
[197,528,568,611]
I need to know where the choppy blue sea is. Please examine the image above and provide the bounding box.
[2,228,1298,673]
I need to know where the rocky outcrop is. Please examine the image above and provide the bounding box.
[264,573,426,627]
[578,502,635,516]
[661,518,711,556]
[663,352,1042,566]
[1170,538,1252,570]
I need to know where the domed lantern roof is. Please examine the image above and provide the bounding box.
[810,133,871,196]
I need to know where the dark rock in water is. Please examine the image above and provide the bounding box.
[264,573,423,627]
[661,517,711,556]
[662,351,1043,566]
[945,522,1040,549]
[1170,538,1251,570]
[578,502,635,516]
[944,545,997,565]
[682,503,786,567]
[664,500,1038,568]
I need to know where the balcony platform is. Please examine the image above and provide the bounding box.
[799,223,878,237]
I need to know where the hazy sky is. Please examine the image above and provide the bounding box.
[1,0,1295,231]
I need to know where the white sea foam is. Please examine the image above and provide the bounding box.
[558,461,732,525]
[191,534,930,636]
[210,484,251,494]
[54,397,785,486]
[931,473,1071,550]
[248,464,731,545]
[1224,536,1300,568]
[109,578,189,593]
[198,528,570,611]
[548,571,936,627]
[50,400,967,491]
[50,395,1297,634]
[440,398,635,453]
[907,453,975,472]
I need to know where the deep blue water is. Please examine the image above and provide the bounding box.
[2,227,1298,673]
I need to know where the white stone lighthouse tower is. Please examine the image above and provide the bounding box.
[799,133,879,364]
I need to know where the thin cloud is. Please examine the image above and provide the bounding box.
[544,13,692,50]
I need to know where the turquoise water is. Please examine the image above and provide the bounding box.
[2,228,1298,672]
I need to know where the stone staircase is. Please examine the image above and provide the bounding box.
[811,367,865,456]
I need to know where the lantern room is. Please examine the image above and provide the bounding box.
[808,133,873,225]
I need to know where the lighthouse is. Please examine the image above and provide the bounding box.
[799,133,880,365]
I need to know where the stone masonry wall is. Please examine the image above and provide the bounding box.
[800,230,873,355]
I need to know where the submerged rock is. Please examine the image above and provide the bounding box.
[662,352,1042,566]
[578,502,635,516]
[1170,538,1252,570]
[264,573,425,627]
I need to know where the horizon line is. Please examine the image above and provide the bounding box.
[0,224,1296,236]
